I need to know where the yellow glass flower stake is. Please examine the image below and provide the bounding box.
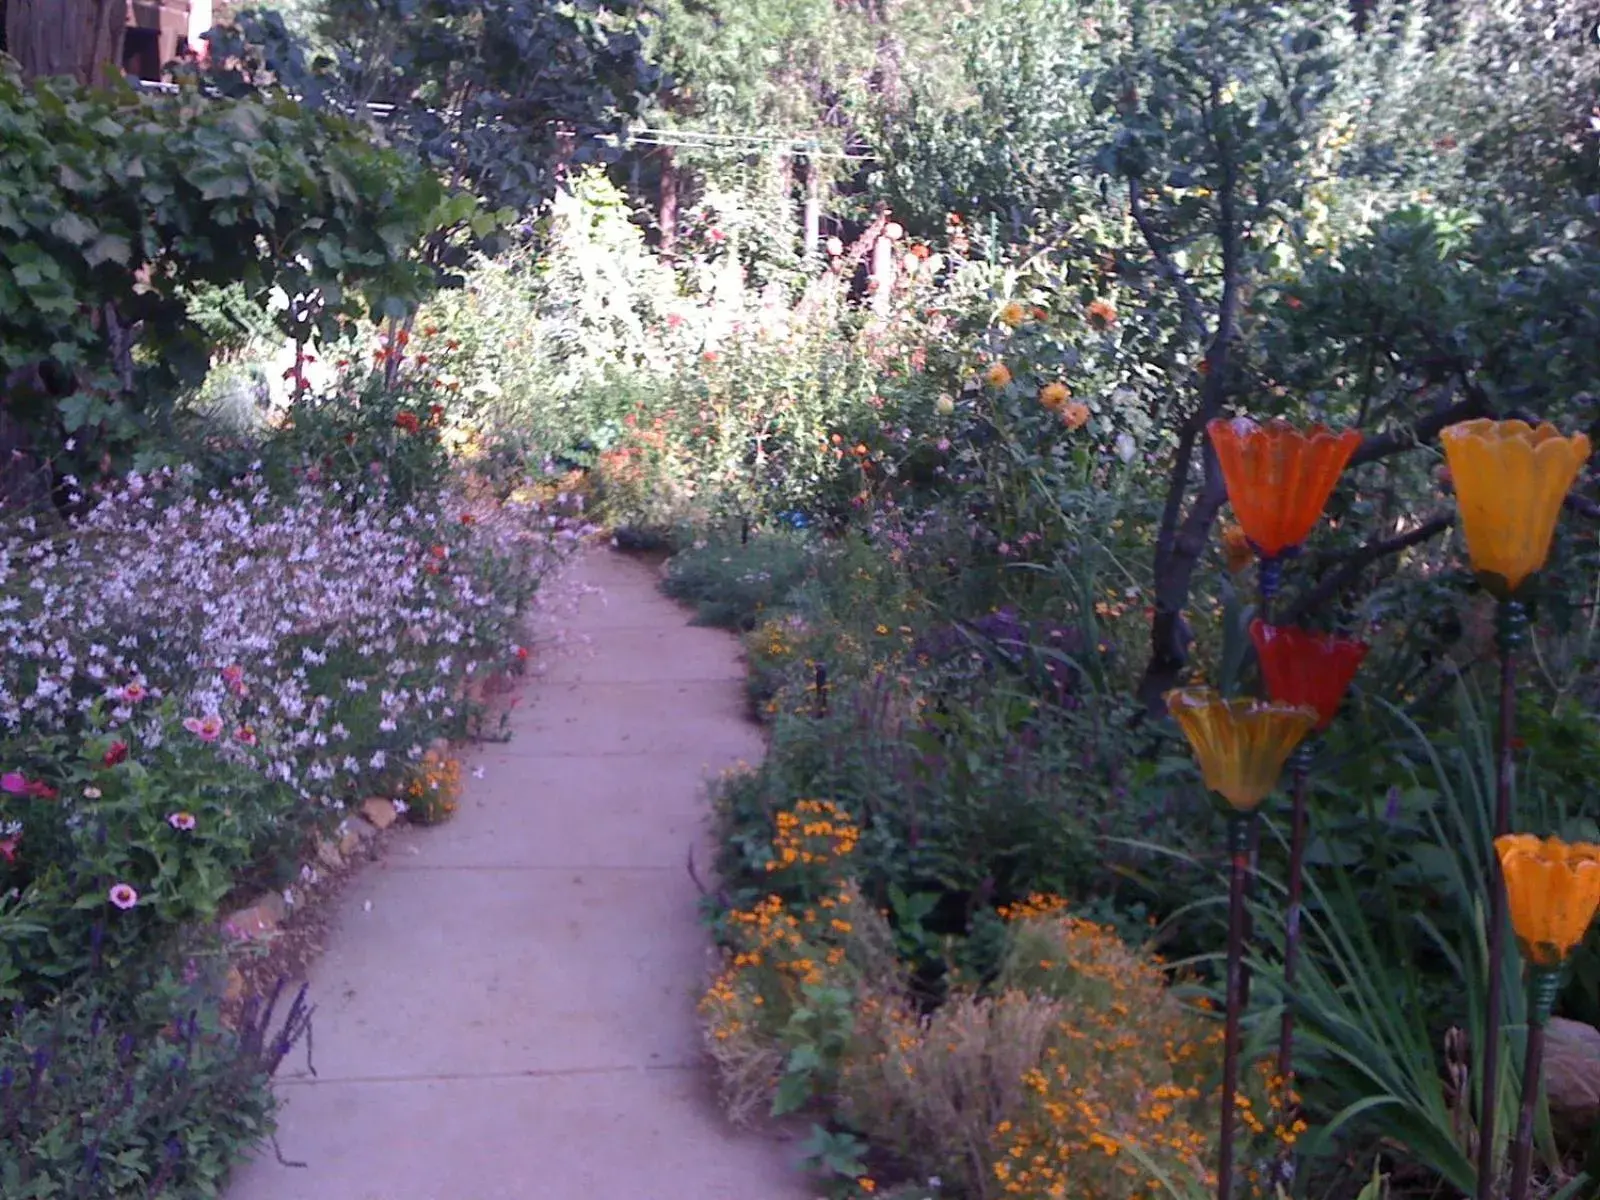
[1442,419,1590,1200]
[1166,687,1316,1200]
[1495,836,1600,1200]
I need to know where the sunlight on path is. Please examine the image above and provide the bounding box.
[226,548,810,1200]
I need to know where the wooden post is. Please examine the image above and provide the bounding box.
[870,233,894,315]
[6,0,126,85]
[658,146,679,257]
[802,141,821,259]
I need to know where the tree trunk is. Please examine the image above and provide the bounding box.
[5,0,125,85]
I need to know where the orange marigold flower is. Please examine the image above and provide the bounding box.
[1087,298,1119,328]
[985,362,1013,388]
[1220,522,1254,575]
[1039,382,1070,411]
[1061,402,1091,431]
[999,301,1029,328]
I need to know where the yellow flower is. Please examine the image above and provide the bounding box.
[999,301,1029,328]
[1440,418,1590,596]
[1165,687,1315,812]
[985,362,1013,388]
[1039,382,1070,411]
[934,394,956,416]
[1496,834,1600,967]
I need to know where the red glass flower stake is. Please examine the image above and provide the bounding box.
[1208,417,1362,620]
[1250,620,1368,1085]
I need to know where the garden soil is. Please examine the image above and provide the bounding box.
[225,547,813,1200]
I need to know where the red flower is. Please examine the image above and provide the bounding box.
[103,741,129,767]
[0,837,17,864]
[515,646,530,661]
[1250,620,1369,731]
[394,412,421,434]
[24,780,57,800]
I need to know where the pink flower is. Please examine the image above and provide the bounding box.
[0,836,18,864]
[183,715,224,742]
[233,726,258,746]
[120,682,147,703]
[109,883,139,910]
[167,811,196,831]
[0,772,25,795]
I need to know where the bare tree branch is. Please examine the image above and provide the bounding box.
[1349,395,1489,467]
[1284,512,1454,623]
[1128,177,1208,339]
[1565,492,1600,521]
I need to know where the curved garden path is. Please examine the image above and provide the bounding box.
[227,547,810,1200]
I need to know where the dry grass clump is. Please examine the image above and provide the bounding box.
[839,988,1065,1194]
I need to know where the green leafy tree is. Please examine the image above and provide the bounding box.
[214,0,661,237]
[0,65,452,476]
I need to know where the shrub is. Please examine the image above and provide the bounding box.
[0,975,310,1199]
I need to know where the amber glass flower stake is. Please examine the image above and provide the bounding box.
[1208,417,1361,619]
[1166,687,1316,1200]
[1250,621,1368,1083]
[1442,419,1590,1200]
[1496,836,1600,1200]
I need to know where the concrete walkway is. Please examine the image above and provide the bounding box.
[227,548,810,1200]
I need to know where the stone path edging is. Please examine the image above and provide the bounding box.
[225,548,811,1200]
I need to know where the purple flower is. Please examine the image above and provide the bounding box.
[0,772,25,795]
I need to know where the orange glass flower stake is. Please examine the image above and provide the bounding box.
[1496,836,1600,1200]
[1166,687,1317,1200]
[1208,417,1362,620]
[1250,621,1368,1083]
[1442,419,1591,1200]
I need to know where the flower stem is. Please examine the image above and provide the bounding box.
[1508,970,1561,1200]
[1276,742,1314,1083]
[1477,598,1527,1200]
[1257,555,1281,623]
[1219,811,1256,1200]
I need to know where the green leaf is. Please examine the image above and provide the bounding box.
[84,233,132,268]
[49,212,96,245]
